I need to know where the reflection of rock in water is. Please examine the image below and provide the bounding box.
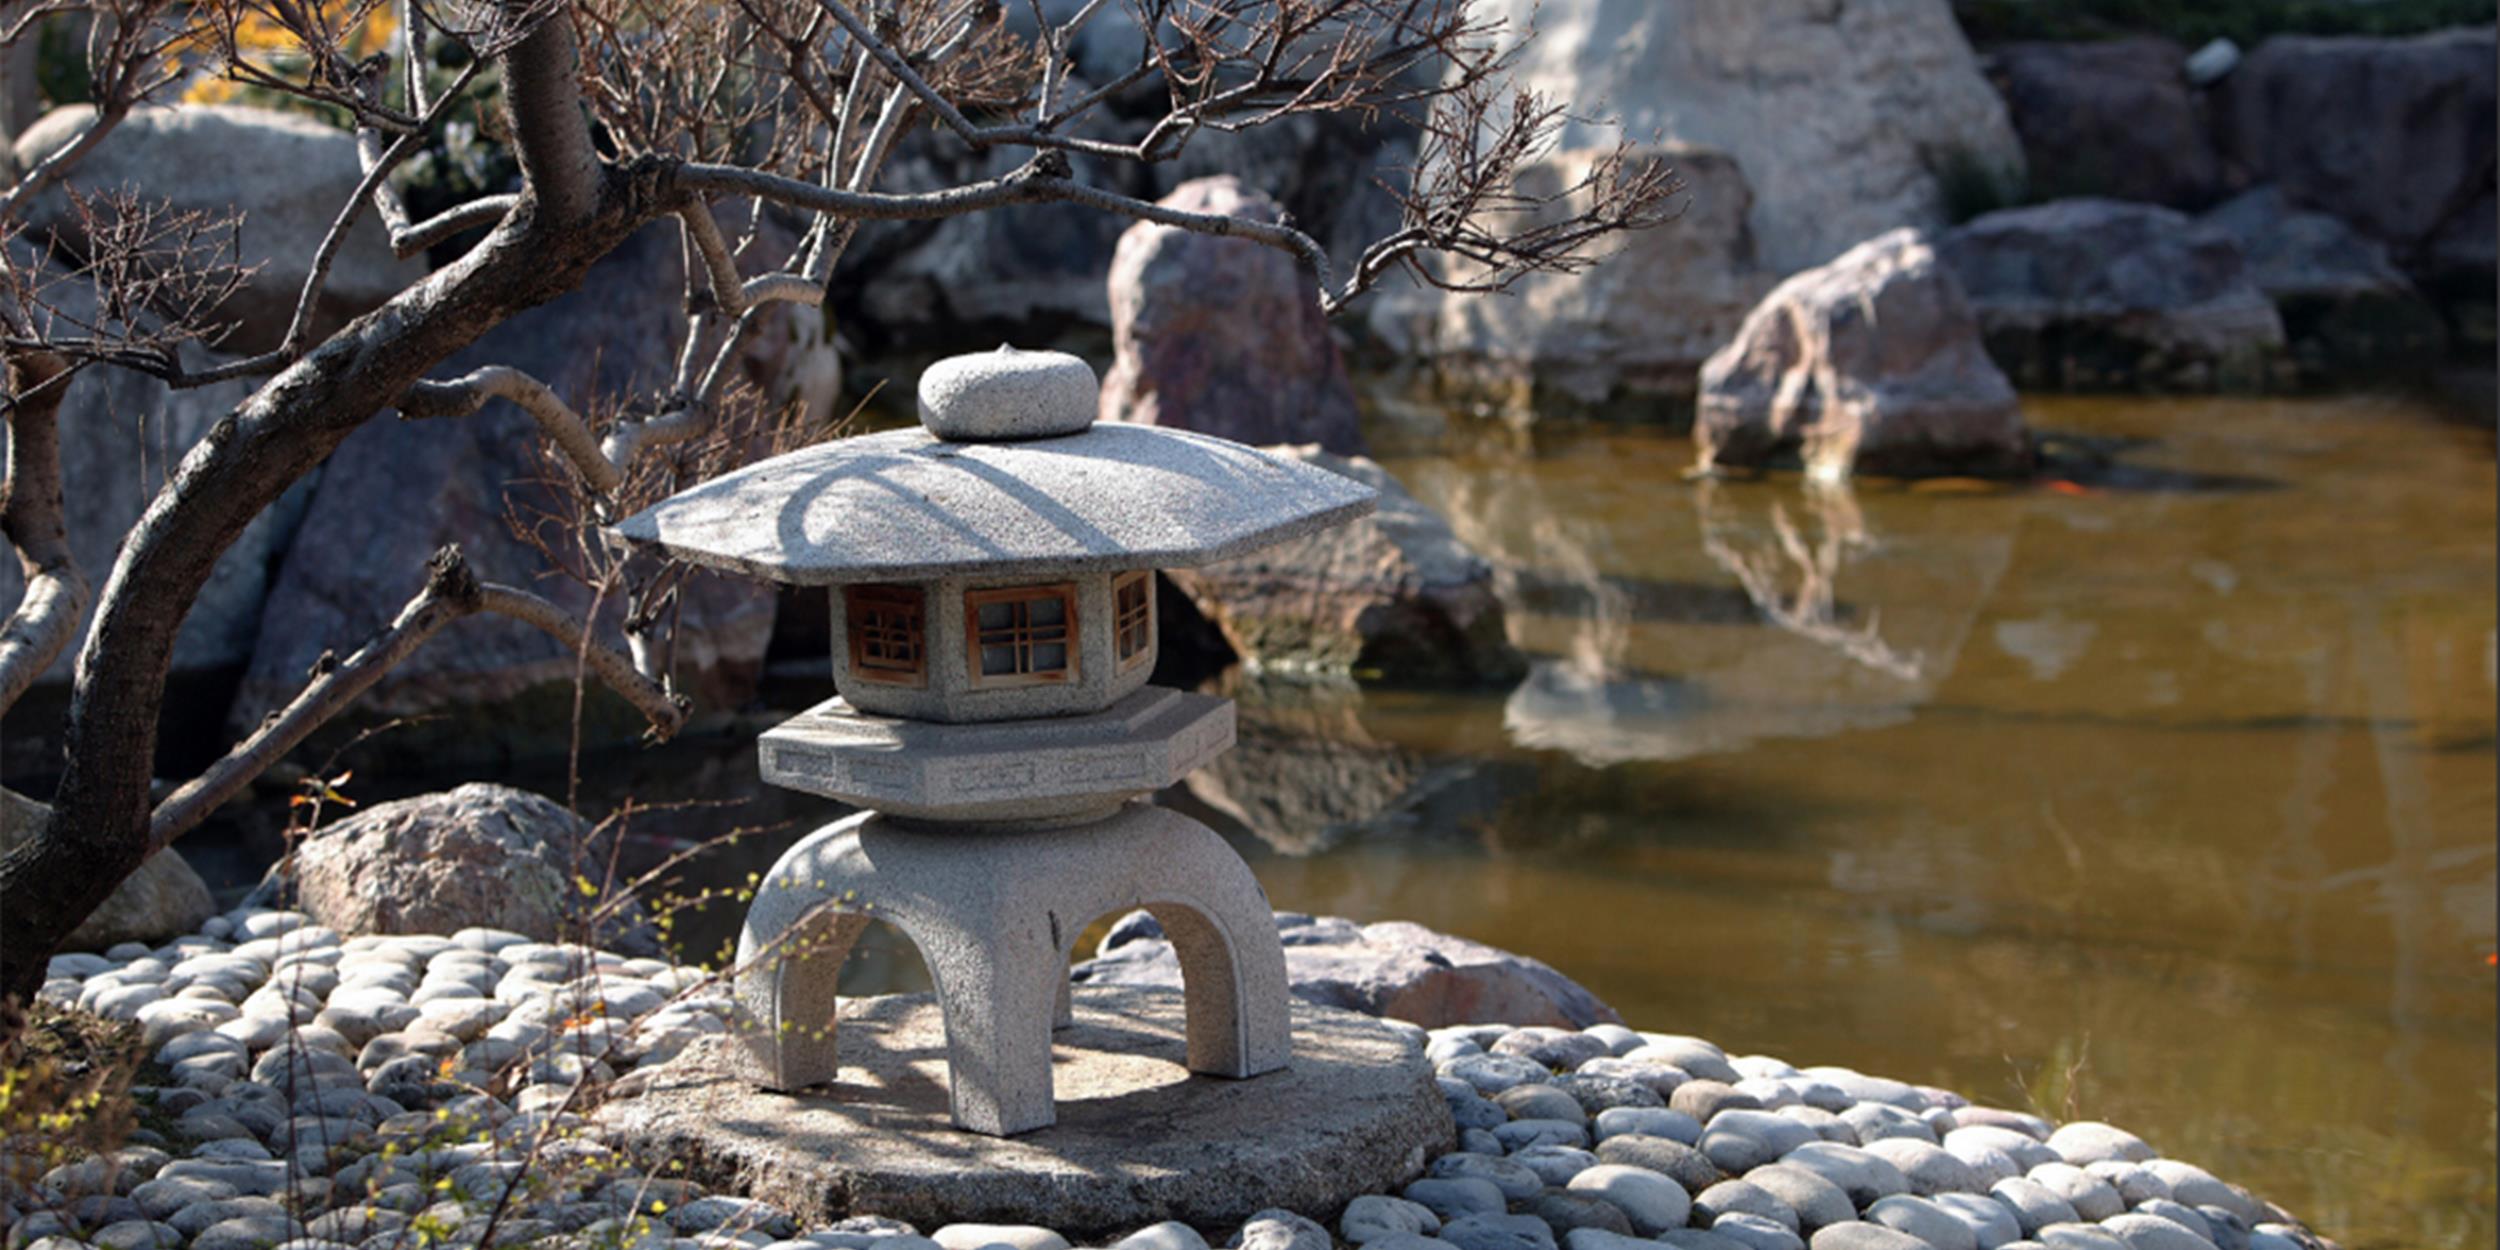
[1504,480,2014,766]
[1183,678,1520,856]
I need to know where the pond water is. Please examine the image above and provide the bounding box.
[177,390,2494,1249]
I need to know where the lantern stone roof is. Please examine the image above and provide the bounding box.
[610,348,1376,585]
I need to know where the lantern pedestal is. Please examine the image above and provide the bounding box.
[734,803,1290,1135]
[600,985,1454,1237]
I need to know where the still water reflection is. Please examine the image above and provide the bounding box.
[203,392,2492,1250]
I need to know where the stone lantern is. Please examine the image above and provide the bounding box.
[613,347,1375,1136]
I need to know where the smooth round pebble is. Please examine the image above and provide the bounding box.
[2029,1226,2129,1250]
[1226,1211,1327,1250]
[1807,1223,1930,1250]
[1743,1165,1855,1234]
[1865,1196,1977,1250]
[1405,1179,1508,1222]
[1429,1152,1543,1202]
[1568,1163,1691,1234]
[1597,1107,1701,1145]
[1860,1139,1986,1198]
[2024,1164,2121,1222]
[1525,1190,1634,1237]
[2044,1124,2153,1167]
[1499,1085,1591,1125]
[1512,1145,1601,1188]
[1986,1179,2078,1237]
[1343,1196,1441,1244]
[1711,1214,1807,1250]
[2095,1215,2217,1250]
[1116,1223,1212,1250]
[1929,1194,2023,1250]
[1694,1181,1799,1233]
[1782,1142,1909,1206]
[1437,1215,1558,1250]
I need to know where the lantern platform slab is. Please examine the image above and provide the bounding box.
[596,986,1454,1238]
[758,687,1234,822]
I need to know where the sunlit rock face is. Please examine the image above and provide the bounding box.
[1379,0,2020,421]
[1458,0,2022,276]
[1697,229,2029,482]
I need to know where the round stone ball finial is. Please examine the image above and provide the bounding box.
[918,345,1099,441]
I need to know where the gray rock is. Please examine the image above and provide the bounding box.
[1842,1107,1937,1147]
[918,348,1097,442]
[1561,1232,1663,1250]
[1927,1195,2021,1250]
[1692,1181,1797,1233]
[2031,1227,2129,1250]
[1100,177,1365,456]
[1553,1076,1667,1116]
[1391,143,1773,421]
[2080,1164,2168,1208]
[2091,1215,2216,1250]
[10,105,424,355]
[1806,1225,1930,1250]
[1513,1146,1602,1189]
[2198,187,2445,379]
[1629,1042,1741,1087]
[1524,1190,1635,1238]
[284,785,637,949]
[1988,38,2222,208]
[2127,1203,2208,1243]
[1864,1197,1976,1250]
[673,1198,797,1238]
[1598,1138,1724,1197]
[2040,1125,2153,1171]
[1405,1179,1509,1223]
[1343,1196,1443,1244]
[2022,1166,2120,1222]
[1500,1086,1594,1125]
[1741,1166,1854,1234]
[1948,1111,2049,1142]
[1457,0,2015,273]
[1093,914,1614,1033]
[90,1222,181,1250]
[2214,26,2497,278]
[1672,1084,1762,1124]
[2137,1163,2259,1225]
[1568,1165,1691,1235]
[1702,1111,1820,1174]
[1429,1153,1544,1202]
[1781,1143,1909,1208]
[1939,200,2284,391]
[1579,1063,1692,1100]
[1598,1109,1703,1146]
[1985,1180,2077,1238]
[2,790,214,951]
[1708,1215,1805,1250]
[1226,1211,1327,1250]
[1117,1223,1213,1250]
[1438,1216,1558,1250]
[1164,450,1526,686]
[1496,1030,1618,1074]
[1696,229,2028,481]
[132,1175,238,1220]
[1497,1120,1592,1153]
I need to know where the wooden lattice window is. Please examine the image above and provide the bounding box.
[1113,570,1154,671]
[965,584,1079,688]
[843,584,927,687]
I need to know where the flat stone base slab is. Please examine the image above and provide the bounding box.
[595,986,1453,1238]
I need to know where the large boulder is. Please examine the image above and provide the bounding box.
[1100,176,1366,455]
[1696,229,2027,480]
[2,787,215,951]
[1076,910,1621,1029]
[1164,447,1524,685]
[284,783,646,946]
[1464,0,2022,275]
[1404,144,1774,420]
[0,245,309,690]
[227,221,804,762]
[10,104,427,354]
[1987,37,2222,208]
[2215,26,2497,280]
[2201,187,2447,383]
[1938,199,2285,390]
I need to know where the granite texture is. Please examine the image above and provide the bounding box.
[759,687,1233,823]
[734,804,1290,1135]
[609,424,1376,584]
[920,347,1100,442]
[601,986,1452,1235]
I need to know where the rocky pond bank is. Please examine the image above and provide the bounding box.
[13,905,2337,1250]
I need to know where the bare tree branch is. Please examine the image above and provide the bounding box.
[0,348,89,714]
[400,365,628,493]
[149,544,689,850]
[391,195,522,258]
